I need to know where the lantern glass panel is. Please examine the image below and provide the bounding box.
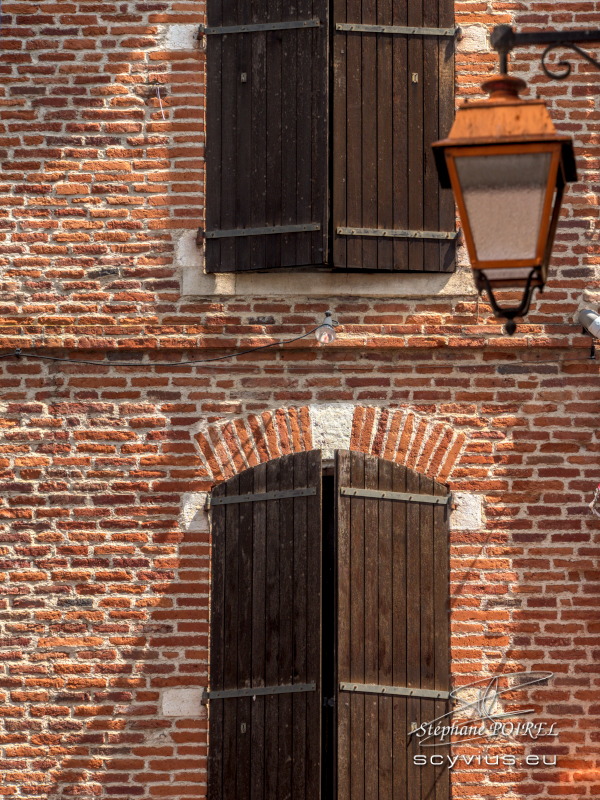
[454,152,553,262]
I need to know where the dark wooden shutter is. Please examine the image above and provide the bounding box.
[203,1,329,272]
[208,451,322,800]
[332,0,457,271]
[335,451,450,800]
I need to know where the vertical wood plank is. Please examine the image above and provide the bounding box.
[265,459,281,800]
[222,474,240,799]
[364,456,379,800]
[236,468,254,800]
[378,459,393,800]
[407,0,424,271]
[391,0,409,270]
[391,462,407,800]
[279,455,295,800]
[376,0,394,270]
[434,480,450,800]
[265,0,283,270]
[361,0,378,270]
[439,0,456,272]
[422,1,440,272]
[292,452,308,800]
[345,0,362,269]
[336,449,352,800]
[296,0,312,267]
[349,451,365,800]
[208,480,226,800]
[250,463,267,800]
[205,0,224,272]
[312,0,329,264]
[235,8,253,269]
[218,0,238,270]
[419,473,435,800]
[332,0,347,268]
[306,449,322,800]
[281,0,298,267]
[249,0,268,270]
[406,467,421,800]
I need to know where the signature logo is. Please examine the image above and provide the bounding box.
[412,671,557,747]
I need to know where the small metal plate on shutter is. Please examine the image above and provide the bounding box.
[211,487,317,507]
[205,682,316,701]
[337,227,458,241]
[201,19,321,35]
[202,222,321,240]
[335,23,458,37]
[339,487,450,506]
[340,682,450,701]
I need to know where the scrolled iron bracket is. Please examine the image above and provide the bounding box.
[475,269,542,336]
[541,41,600,80]
[491,25,600,80]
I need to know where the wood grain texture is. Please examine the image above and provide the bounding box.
[205,0,328,272]
[208,453,322,800]
[336,452,450,800]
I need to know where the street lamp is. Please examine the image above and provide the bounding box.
[433,25,600,334]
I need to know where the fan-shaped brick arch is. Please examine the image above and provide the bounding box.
[195,405,466,483]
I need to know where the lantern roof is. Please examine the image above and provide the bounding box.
[433,76,577,188]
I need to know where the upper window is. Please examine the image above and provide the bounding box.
[201,1,456,274]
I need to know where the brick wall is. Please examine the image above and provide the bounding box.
[0,1,599,799]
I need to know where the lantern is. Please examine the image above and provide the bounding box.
[432,75,577,334]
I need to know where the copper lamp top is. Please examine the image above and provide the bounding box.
[432,74,577,187]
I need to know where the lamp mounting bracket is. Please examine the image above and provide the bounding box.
[475,268,542,336]
[491,25,600,79]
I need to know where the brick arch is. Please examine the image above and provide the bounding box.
[195,405,466,484]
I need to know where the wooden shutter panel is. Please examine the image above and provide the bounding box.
[332,0,457,271]
[335,451,450,800]
[208,451,322,800]
[203,1,329,273]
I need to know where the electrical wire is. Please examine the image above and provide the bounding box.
[0,326,322,367]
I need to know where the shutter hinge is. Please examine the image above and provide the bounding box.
[340,682,450,701]
[199,223,321,241]
[211,487,317,506]
[200,19,321,36]
[337,227,459,241]
[335,23,459,38]
[339,487,451,506]
[204,682,316,703]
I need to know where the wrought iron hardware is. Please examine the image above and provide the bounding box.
[200,19,321,36]
[336,226,458,241]
[210,487,317,507]
[491,24,600,79]
[339,487,450,506]
[340,682,450,701]
[335,23,458,38]
[201,223,321,240]
[204,682,316,702]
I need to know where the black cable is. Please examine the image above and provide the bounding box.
[0,326,322,367]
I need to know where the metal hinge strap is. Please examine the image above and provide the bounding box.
[337,227,458,241]
[201,19,321,35]
[202,223,321,239]
[340,682,450,700]
[339,487,450,506]
[205,682,316,701]
[335,23,458,37]
[210,487,317,507]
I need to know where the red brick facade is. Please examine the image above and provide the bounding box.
[1,1,599,798]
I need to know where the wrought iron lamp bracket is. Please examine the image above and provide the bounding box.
[475,269,542,336]
[491,24,600,79]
